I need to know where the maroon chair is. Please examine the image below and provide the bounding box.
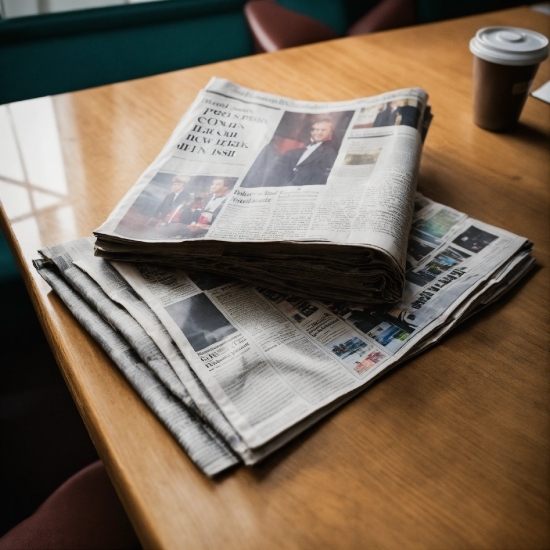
[244,0,417,53]
[0,461,140,550]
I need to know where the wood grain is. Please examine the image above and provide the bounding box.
[1,7,548,549]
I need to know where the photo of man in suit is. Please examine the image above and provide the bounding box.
[241,111,353,189]
[153,175,191,224]
[371,99,421,129]
[396,99,421,129]
[272,119,338,187]
[155,176,236,239]
[372,101,399,128]
[192,177,233,229]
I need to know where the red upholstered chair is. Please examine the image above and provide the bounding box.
[0,461,140,550]
[244,0,417,53]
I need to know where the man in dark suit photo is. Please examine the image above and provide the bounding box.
[396,99,421,129]
[153,174,191,224]
[372,101,399,128]
[273,119,338,186]
[155,176,235,239]
[191,177,234,229]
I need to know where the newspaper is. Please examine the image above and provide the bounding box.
[33,258,238,476]
[105,194,532,449]
[94,78,432,304]
[37,239,359,467]
[34,193,529,466]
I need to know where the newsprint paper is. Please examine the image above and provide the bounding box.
[94,79,433,304]
[36,194,534,475]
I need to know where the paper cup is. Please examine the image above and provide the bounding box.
[470,27,548,131]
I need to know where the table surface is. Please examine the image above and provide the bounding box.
[1,7,549,549]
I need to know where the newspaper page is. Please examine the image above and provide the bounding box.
[68,239,316,465]
[38,240,249,457]
[36,239,384,464]
[41,238,338,465]
[94,78,429,303]
[34,259,238,476]
[111,194,532,449]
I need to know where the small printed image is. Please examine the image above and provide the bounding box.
[337,305,417,337]
[188,271,236,291]
[257,288,290,304]
[407,237,435,262]
[324,301,352,318]
[354,350,385,374]
[410,209,462,245]
[240,110,354,188]
[353,98,421,130]
[406,246,470,287]
[331,336,368,359]
[452,226,499,253]
[367,321,412,352]
[115,172,237,240]
[286,296,318,318]
[343,148,381,165]
[165,293,237,352]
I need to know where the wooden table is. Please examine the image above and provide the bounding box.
[1,7,549,549]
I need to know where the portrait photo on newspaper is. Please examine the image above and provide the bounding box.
[240,110,354,188]
[114,172,238,240]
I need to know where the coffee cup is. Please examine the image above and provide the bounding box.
[469,27,548,131]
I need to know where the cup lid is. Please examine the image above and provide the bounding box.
[470,26,549,66]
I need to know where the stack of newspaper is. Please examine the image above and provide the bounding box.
[93,79,433,304]
[35,82,533,476]
[35,194,533,475]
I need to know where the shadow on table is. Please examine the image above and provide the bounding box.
[506,122,550,148]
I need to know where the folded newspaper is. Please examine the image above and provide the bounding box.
[36,194,534,476]
[94,79,433,304]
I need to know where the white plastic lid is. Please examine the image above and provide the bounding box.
[470,26,548,66]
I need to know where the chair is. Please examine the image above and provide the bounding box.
[0,461,140,550]
[244,0,416,53]
[244,0,531,53]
